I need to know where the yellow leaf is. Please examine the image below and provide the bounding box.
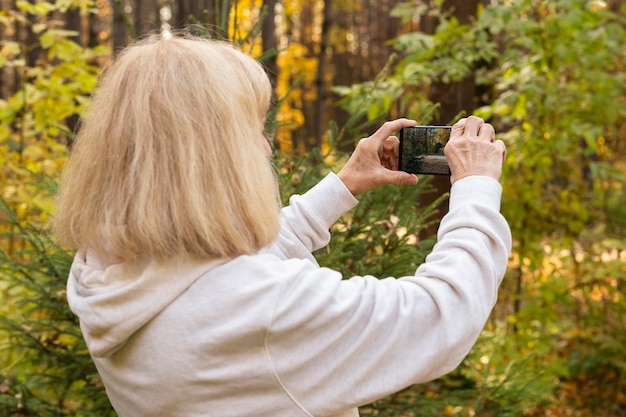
[22,144,45,162]
[0,125,9,141]
[16,0,56,16]
[40,31,55,49]
[32,2,57,16]
[32,23,47,34]
[14,0,30,11]
[444,405,463,415]
[1,41,20,56]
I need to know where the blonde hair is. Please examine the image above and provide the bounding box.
[53,35,281,262]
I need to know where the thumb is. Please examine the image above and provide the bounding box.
[383,170,419,187]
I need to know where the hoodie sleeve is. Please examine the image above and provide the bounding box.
[264,175,512,416]
[261,173,358,263]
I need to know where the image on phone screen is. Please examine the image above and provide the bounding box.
[399,126,452,175]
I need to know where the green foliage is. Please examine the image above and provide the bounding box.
[361,324,561,417]
[0,2,113,415]
[2,2,104,140]
[1,1,105,231]
[335,4,498,124]
[510,236,626,415]
[476,0,626,254]
[340,0,626,253]
[475,3,626,410]
[316,181,442,279]
[0,175,115,417]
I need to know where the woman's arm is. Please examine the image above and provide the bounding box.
[260,173,358,263]
[264,176,511,416]
[261,119,419,263]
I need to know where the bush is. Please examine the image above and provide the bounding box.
[0,174,115,416]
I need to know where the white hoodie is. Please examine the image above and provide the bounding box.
[67,173,511,417]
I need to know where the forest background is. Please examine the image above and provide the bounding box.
[1,0,625,416]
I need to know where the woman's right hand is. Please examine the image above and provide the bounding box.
[337,118,419,196]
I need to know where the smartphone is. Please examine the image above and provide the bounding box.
[398,126,452,175]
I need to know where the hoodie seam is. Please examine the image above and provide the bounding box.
[262,279,314,417]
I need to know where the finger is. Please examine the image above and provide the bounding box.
[380,170,419,187]
[463,116,485,137]
[450,118,467,141]
[495,139,507,162]
[381,136,399,155]
[478,123,496,142]
[370,119,417,145]
[453,118,468,128]
[380,151,393,169]
[381,137,400,170]
[398,171,419,186]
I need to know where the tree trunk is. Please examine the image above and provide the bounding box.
[261,0,279,148]
[428,0,478,124]
[295,1,316,151]
[419,0,480,239]
[261,0,278,90]
[0,0,16,99]
[111,0,129,50]
[608,0,625,12]
[314,0,331,150]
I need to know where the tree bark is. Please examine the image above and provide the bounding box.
[429,0,478,124]
[314,0,331,150]
[420,0,480,238]
[0,0,16,99]
[261,0,278,90]
[111,0,129,51]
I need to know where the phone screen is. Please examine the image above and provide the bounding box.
[398,126,452,175]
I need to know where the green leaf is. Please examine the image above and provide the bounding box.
[367,102,380,121]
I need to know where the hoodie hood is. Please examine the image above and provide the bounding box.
[67,250,224,358]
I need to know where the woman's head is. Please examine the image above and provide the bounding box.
[53,35,281,262]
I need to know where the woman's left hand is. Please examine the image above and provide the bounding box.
[337,119,419,196]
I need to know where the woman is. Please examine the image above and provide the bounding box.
[53,34,510,417]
